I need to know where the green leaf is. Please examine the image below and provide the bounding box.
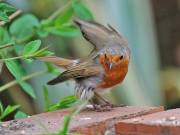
[43,86,51,112]
[0,101,4,115]
[36,50,54,57]
[40,19,53,28]
[39,5,74,38]
[0,105,20,120]
[3,105,20,117]
[20,81,36,98]
[0,3,16,13]
[47,25,80,37]
[9,14,40,42]
[22,40,41,56]
[72,0,93,20]
[5,60,36,98]
[37,27,49,38]
[49,95,78,111]
[24,59,33,63]
[34,48,54,57]
[14,111,28,119]
[0,12,9,22]
[54,7,74,26]
[45,63,60,75]
[59,95,78,107]
[5,60,22,80]
[0,27,11,45]
[58,115,71,135]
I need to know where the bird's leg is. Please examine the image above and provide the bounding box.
[94,92,126,108]
[83,99,110,112]
[84,92,126,112]
[94,92,111,105]
[83,94,111,112]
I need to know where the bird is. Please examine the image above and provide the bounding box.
[37,18,130,110]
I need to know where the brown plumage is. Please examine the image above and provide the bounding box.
[37,18,130,103]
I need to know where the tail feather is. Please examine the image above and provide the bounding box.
[47,76,63,85]
[36,56,74,68]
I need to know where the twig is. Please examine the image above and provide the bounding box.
[46,1,71,22]
[0,70,47,93]
[1,56,25,61]
[58,100,89,134]
[0,43,14,49]
[0,54,35,61]
[0,9,22,26]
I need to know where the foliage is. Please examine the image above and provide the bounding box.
[72,0,93,20]
[39,0,94,38]
[56,100,88,135]
[0,1,93,133]
[57,115,71,135]
[43,86,81,135]
[0,101,20,121]
[0,0,93,100]
[9,14,39,42]
[49,95,78,111]
[43,86,52,112]
[5,59,36,98]
[43,86,78,112]
[0,2,16,22]
[14,111,28,119]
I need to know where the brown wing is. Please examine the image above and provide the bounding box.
[74,18,110,51]
[74,18,128,51]
[47,61,103,85]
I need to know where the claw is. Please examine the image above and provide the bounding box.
[93,104,112,112]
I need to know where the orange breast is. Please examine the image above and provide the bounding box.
[98,54,129,88]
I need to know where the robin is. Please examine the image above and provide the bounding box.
[37,18,130,109]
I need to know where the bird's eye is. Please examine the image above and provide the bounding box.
[120,55,124,60]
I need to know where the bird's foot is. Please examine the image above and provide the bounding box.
[83,104,112,112]
[84,103,126,112]
[93,103,126,112]
[101,102,126,108]
[93,104,112,112]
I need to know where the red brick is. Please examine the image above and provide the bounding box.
[116,108,180,135]
[74,122,107,135]
[0,106,163,135]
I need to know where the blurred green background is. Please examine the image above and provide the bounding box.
[0,0,180,117]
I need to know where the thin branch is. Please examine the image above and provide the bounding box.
[47,1,71,22]
[58,100,88,134]
[0,70,47,93]
[0,54,35,61]
[1,56,25,61]
[0,43,14,49]
[0,9,22,26]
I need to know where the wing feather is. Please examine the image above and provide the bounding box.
[47,61,103,85]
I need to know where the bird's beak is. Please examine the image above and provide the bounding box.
[109,63,113,70]
[106,61,113,70]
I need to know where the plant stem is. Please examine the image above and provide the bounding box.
[58,100,89,134]
[0,43,14,49]
[0,70,47,93]
[72,100,89,115]
[47,1,72,22]
[0,9,22,26]
[0,55,34,61]
[1,56,24,61]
